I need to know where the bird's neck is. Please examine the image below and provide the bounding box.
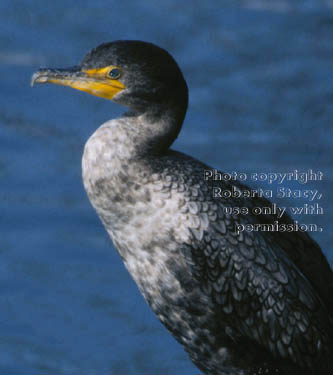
[81,105,185,232]
[82,103,186,184]
[125,101,186,156]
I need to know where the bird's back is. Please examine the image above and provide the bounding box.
[145,150,333,375]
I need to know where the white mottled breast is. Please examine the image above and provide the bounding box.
[81,118,235,371]
[81,119,198,303]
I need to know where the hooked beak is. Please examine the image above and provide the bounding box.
[31,66,125,100]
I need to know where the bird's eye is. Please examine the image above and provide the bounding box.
[108,68,121,79]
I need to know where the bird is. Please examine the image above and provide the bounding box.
[31,40,333,375]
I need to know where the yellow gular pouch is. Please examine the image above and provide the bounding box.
[72,66,125,100]
[47,66,125,100]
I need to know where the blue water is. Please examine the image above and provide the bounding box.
[1,1,332,374]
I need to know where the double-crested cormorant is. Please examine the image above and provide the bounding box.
[32,40,333,375]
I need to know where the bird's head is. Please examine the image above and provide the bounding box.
[31,40,188,114]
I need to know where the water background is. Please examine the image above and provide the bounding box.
[1,1,332,374]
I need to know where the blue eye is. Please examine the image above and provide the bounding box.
[108,68,121,79]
